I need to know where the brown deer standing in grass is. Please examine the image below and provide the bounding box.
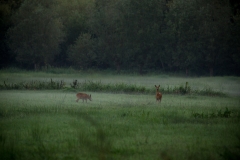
[76,93,92,103]
[155,85,162,102]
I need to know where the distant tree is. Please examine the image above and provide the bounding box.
[229,8,240,75]
[87,0,128,72]
[165,0,201,75]
[125,0,166,74]
[56,0,95,67]
[165,0,232,76]
[0,0,23,68]
[67,33,96,69]
[3,0,239,75]
[7,0,64,70]
[198,0,231,76]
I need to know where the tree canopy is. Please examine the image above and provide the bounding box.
[1,0,240,75]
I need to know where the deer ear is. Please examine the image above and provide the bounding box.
[155,85,157,87]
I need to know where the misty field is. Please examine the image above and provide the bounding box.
[0,71,240,160]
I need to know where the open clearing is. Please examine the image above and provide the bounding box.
[0,73,240,159]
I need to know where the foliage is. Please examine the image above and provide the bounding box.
[7,0,65,69]
[0,0,24,68]
[192,107,238,118]
[0,66,80,74]
[0,79,65,90]
[67,33,97,69]
[1,0,239,75]
[74,80,147,93]
[0,77,226,96]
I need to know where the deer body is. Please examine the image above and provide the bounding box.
[76,93,92,103]
[155,85,162,102]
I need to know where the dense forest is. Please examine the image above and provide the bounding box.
[1,0,240,76]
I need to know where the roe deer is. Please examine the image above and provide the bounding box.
[76,93,92,103]
[155,85,162,102]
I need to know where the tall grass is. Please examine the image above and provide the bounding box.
[0,78,226,96]
[0,79,65,90]
[1,69,240,96]
[74,80,147,93]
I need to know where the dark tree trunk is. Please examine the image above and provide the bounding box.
[34,63,38,71]
[116,63,120,73]
[139,65,143,75]
[209,67,213,77]
[160,59,165,71]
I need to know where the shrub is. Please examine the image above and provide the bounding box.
[1,80,226,96]
[192,108,234,118]
[1,79,65,90]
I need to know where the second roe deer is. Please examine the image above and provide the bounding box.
[155,85,162,102]
[76,93,92,103]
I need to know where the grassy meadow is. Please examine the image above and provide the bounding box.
[0,70,240,160]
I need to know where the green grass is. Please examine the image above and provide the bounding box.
[0,71,240,159]
[0,90,240,160]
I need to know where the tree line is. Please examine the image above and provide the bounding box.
[1,0,240,76]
